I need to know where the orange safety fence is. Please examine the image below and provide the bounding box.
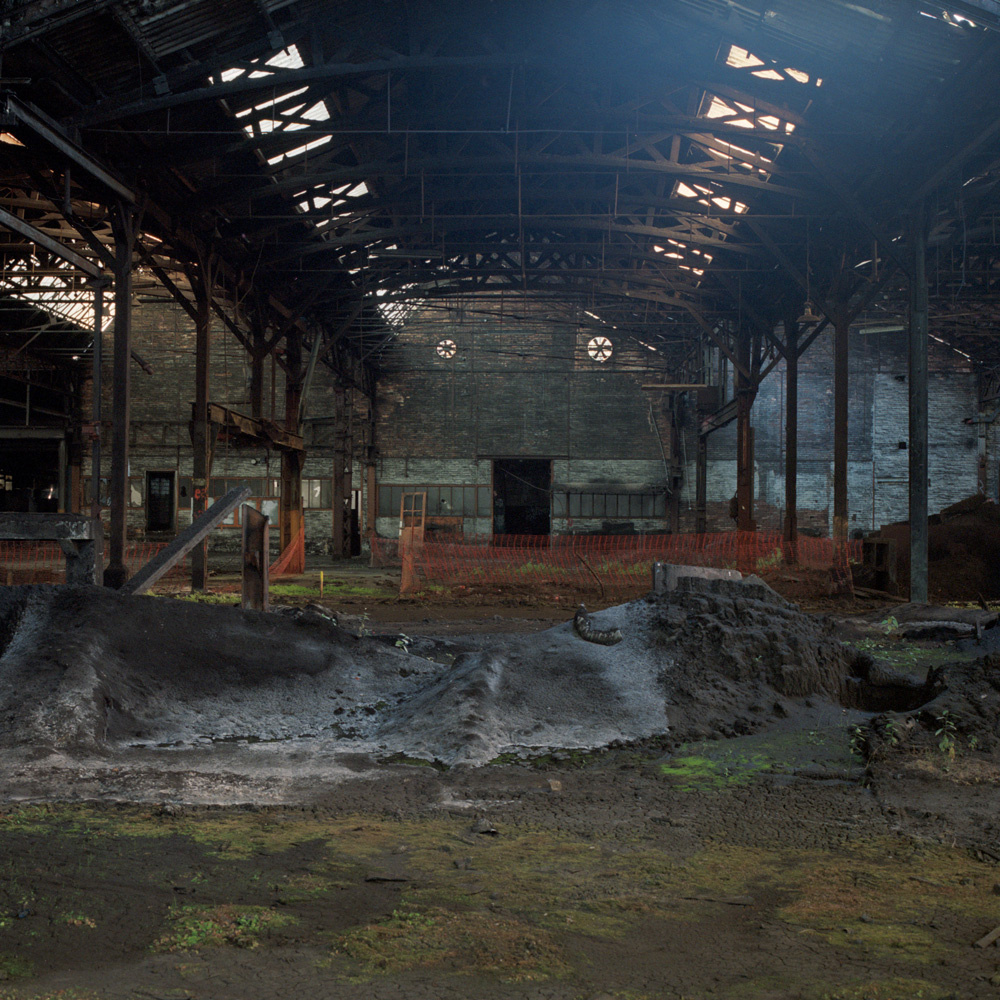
[0,540,190,586]
[372,530,861,596]
[270,520,305,577]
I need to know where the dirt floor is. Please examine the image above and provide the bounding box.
[1,569,999,1000]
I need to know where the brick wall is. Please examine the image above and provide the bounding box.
[675,328,981,534]
[81,299,362,554]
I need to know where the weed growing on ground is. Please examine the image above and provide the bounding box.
[934,709,958,760]
[151,904,294,952]
[53,912,97,929]
[0,954,33,980]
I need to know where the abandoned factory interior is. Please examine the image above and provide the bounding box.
[3,1,1000,998]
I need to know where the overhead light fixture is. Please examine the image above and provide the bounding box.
[797,300,821,326]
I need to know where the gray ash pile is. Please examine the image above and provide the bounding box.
[0,579,927,766]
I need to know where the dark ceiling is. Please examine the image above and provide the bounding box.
[2,0,1000,387]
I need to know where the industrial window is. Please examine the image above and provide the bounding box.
[378,484,491,518]
[560,492,665,519]
[436,339,457,358]
[302,478,333,509]
[587,336,613,362]
[146,471,175,532]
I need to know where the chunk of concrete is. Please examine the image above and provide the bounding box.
[651,562,743,596]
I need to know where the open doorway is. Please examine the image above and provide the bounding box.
[146,471,176,532]
[492,459,551,536]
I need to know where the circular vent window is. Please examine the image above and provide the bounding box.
[587,335,613,362]
[436,339,457,359]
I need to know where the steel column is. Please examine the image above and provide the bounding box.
[832,310,849,545]
[280,334,304,556]
[783,317,799,562]
[909,206,929,602]
[695,434,707,533]
[90,280,105,520]
[734,331,756,532]
[104,202,134,589]
[191,267,213,591]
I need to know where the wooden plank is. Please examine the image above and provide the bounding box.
[241,505,269,612]
[0,513,100,541]
[973,924,1000,949]
[120,486,250,596]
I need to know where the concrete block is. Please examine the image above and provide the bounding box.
[651,562,742,596]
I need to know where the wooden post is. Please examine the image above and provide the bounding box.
[105,201,134,590]
[241,504,269,611]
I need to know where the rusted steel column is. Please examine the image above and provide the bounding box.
[695,434,707,534]
[332,386,347,558]
[90,279,106,520]
[191,267,212,591]
[105,202,134,589]
[909,205,929,602]
[735,331,756,532]
[280,333,304,557]
[783,316,799,562]
[241,504,269,611]
[735,392,756,531]
[833,310,850,545]
[250,311,265,422]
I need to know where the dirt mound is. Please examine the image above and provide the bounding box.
[0,581,914,765]
[878,494,1000,601]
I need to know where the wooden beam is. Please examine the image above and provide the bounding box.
[121,487,251,596]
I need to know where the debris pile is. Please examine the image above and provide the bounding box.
[877,494,1000,601]
[0,579,930,765]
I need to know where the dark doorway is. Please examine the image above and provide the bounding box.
[0,441,60,512]
[493,459,551,535]
[146,471,175,532]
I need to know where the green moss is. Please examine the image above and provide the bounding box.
[330,906,570,981]
[151,903,295,952]
[0,954,34,980]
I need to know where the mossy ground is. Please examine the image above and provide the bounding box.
[0,801,996,997]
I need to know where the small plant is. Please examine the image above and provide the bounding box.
[883,718,901,746]
[394,633,412,651]
[849,724,868,762]
[357,612,372,638]
[934,709,957,760]
[55,912,97,929]
[879,615,900,635]
[968,734,979,752]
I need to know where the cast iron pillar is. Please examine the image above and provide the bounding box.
[783,315,799,562]
[89,278,107,520]
[832,309,850,546]
[332,385,348,558]
[734,332,756,532]
[909,205,929,602]
[695,433,707,534]
[280,333,304,556]
[104,202,134,589]
[191,261,213,591]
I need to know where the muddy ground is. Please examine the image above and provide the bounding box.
[0,578,999,1000]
